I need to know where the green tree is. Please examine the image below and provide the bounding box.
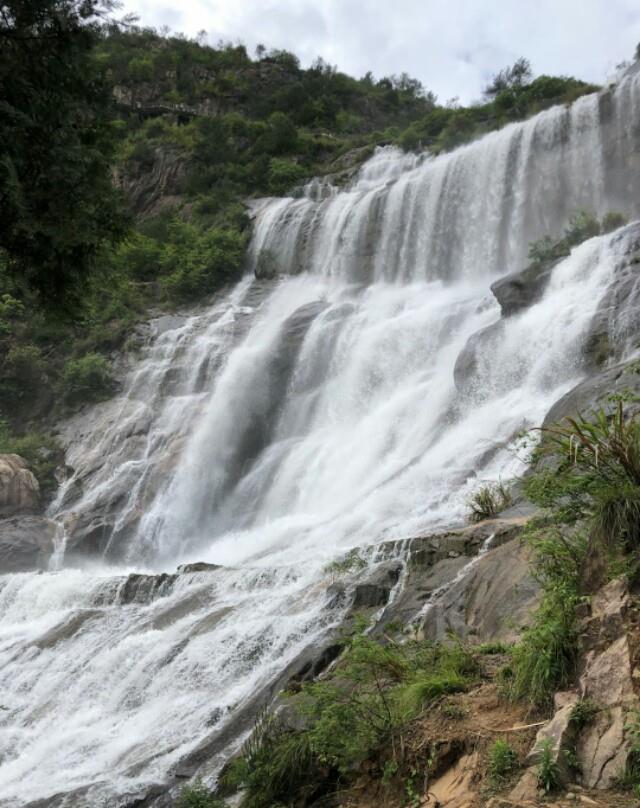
[0,0,128,301]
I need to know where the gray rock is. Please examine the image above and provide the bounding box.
[177,562,222,574]
[490,258,561,317]
[0,515,55,572]
[543,358,640,425]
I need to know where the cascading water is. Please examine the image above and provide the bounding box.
[1,69,640,807]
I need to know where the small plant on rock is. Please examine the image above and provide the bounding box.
[177,780,226,808]
[537,738,561,793]
[467,482,511,523]
[569,698,599,731]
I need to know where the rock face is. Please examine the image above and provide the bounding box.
[0,515,55,572]
[0,454,40,515]
[514,577,638,795]
[376,517,540,644]
[490,257,560,317]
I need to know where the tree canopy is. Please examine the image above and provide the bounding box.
[0,0,128,302]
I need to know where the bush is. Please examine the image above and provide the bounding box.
[537,739,561,793]
[160,218,248,302]
[488,739,518,784]
[0,419,60,496]
[528,209,627,267]
[467,482,511,523]
[601,211,628,233]
[569,699,599,730]
[532,404,640,549]
[227,634,478,807]
[60,353,115,406]
[177,780,225,808]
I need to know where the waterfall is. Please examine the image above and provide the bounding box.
[1,70,640,806]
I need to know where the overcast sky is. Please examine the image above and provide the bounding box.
[119,0,640,102]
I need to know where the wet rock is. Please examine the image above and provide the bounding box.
[419,537,540,643]
[453,320,504,393]
[490,258,560,316]
[544,358,640,425]
[177,562,222,574]
[0,454,40,515]
[0,515,55,572]
[34,609,101,649]
[117,573,176,605]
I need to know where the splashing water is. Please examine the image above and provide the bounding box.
[1,72,640,806]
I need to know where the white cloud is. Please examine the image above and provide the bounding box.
[119,0,640,102]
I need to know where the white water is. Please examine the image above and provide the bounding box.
[1,71,640,806]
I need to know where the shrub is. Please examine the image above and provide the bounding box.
[509,590,579,711]
[488,739,518,784]
[533,404,640,549]
[60,353,115,406]
[563,209,600,247]
[177,780,226,808]
[0,419,60,496]
[537,739,561,793]
[228,635,478,807]
[467,482,511,523]
[601,211,628,233]
[569,699,599,730]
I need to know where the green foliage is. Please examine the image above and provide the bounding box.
[475,641,511,655]
[509,589,579,711]
[0,419,61,496]
[536,739,561,793]
[488,739,518,784]
[176,780,225,808]
[229,635,478,807]
[529,404,640,549]
[601,211,628,233]
[569,699,599,731]
[160,218,248,302]
[620,710,640,793]
[507,524,586,710]
[325,548,367,577]
[514,405,640,710]
[60,353,115,406]
[528,209,628,266]
[398,69,598,154]
[467,482,511,523]
[0,0,128,300]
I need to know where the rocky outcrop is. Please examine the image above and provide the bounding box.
[513,577,638,797]
[116,145,189,219]
[490,258,561,317]
[0,454,40,515]
[0,515,55,572]
[543,357,640,425]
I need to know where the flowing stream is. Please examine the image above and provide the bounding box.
[1,70,640,806]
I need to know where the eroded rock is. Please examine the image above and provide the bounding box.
[0,515,55,572]
[0,454,40,515]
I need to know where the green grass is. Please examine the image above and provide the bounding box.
[488,739,518,785]
[467,482,511,523]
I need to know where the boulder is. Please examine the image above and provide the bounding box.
[0,515,55,572]
[0,454,40,515]
[490,258,560,317]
